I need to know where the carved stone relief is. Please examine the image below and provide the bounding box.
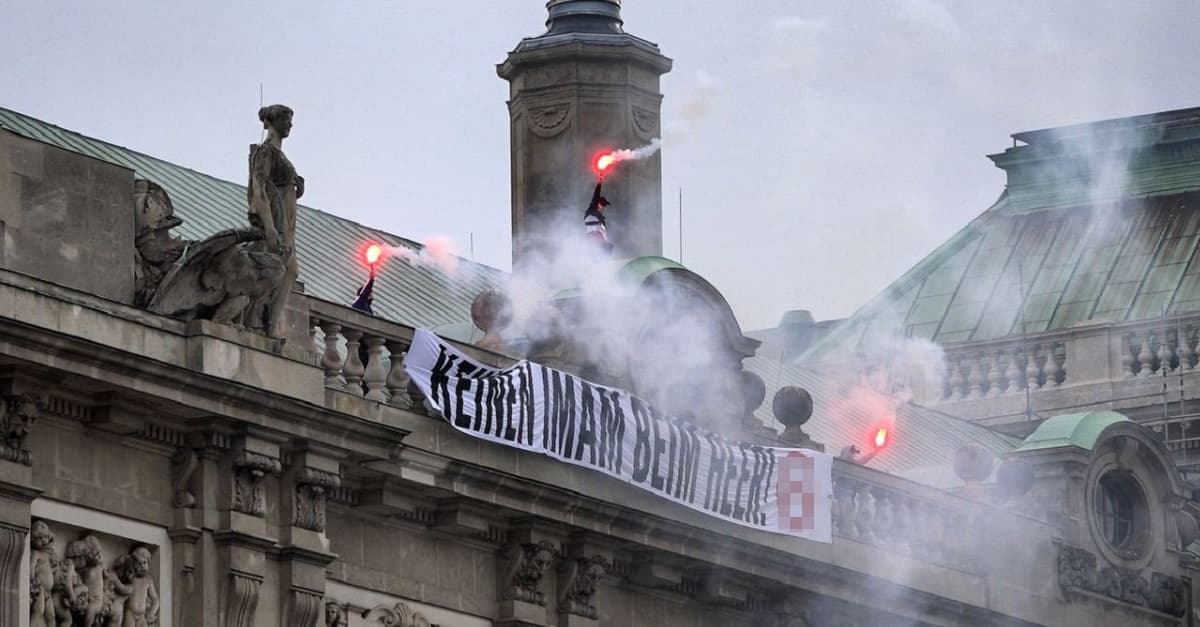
[232,451,282,517]
[558,555,610,619]
[361,601,433,627]
[28,519,161,627]
[1056,543,1186,617]
[324,601,349,627]
[289,589,323,627]
[0,392,45,465]
[227,572,262,627]
[503,540,558,606]
[294,468,342,532]
[528,104,572,138]
[631,106,659,142]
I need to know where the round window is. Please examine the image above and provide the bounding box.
[1094,471,1149,557]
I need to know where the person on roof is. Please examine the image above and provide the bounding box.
[584,182,613,253]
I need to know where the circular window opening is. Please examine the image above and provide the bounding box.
[1094,471,1149,557]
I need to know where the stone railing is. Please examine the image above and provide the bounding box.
[940,336,1068,401]
[1120,317,1200,378]
[306,297,514,407]
[830,459,977,572]
[929,312,1200,411]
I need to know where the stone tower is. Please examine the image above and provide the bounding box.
[499,0,672,268]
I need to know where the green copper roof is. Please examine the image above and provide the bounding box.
[0,107,506,330]
[804,107,1200,355]
[1012,410,1131,453]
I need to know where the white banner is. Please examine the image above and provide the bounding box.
[404,329,832,542]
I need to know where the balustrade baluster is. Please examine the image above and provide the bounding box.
[342,329,366,395]
[924,508,945,562]
[385,340,412,407]
[834,480,858,539]
[1044,343,1061,387]
[967,355,984,399]
[1025,345,1042,390]
[948,358,965,401]
[362,335,388,402]
[318,321,345,388]
[1137,331,1155,378]
[891,497,912,551]
[986,351,1003,397]
[1004,349,1022,394]
[1179,326,1196,371]
[854,482,876,543]
[871,488,893,543]
[1122,334,1137,377]
[1159,327,1176,373]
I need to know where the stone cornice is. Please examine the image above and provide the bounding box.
[0,304,404,460]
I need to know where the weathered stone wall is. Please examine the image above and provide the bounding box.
[0,131,135,303]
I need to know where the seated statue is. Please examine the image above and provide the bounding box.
[134,180,285,332]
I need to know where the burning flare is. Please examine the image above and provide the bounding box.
[593,138,662,176]
[874,427,889,449]
[365,244,383,266]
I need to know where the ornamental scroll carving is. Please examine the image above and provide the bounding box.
[503,540,558,606]
[1056,543,1186,617]
[360,601,432,627]
[29,521,161,627]
[0,392,45,465]
[294,468,341,532]
[232,451,281,517]
[558,554,610,619]
[528,103,572,138]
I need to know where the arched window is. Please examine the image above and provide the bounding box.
[1094,471,1145,553]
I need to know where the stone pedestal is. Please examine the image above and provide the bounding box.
[498,599,549,627]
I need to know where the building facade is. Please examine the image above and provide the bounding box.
[1,2,1198,626]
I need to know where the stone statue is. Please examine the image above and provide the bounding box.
[324,601,348,627]
[107,546,159,627]
[66,535,108,626]
[503,540,558,605]
[133,180,185,308]
[248,104,303,338]
[0,392,45,465]
[53,546,87,627]
[137,178,286,332]
[559,555,610,618]
[30,521,60,627]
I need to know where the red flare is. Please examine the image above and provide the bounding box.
[874,427,889,449]
[593,149,616,176]
[365,244,383,266]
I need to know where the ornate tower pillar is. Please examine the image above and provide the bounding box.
[499,0,672,268]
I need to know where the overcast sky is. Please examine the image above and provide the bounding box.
[4,1,1199,330]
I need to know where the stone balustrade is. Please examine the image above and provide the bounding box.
[306,297,514,408]
[940,338,1068,401]
[831,459,976,571]
[1121,318,1200,378]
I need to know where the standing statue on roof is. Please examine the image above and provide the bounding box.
[584,181,613,254]
[248,104,304,338]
